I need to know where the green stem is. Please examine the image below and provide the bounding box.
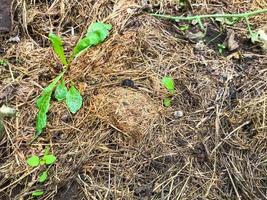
[244,16,253,36]
[151,9,267,21]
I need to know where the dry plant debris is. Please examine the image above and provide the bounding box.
[0,0,267,199]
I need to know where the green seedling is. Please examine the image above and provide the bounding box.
[32,190,44,197]
[36,22,112,136]
[177,25,190,31]
[217,43,226,54]
[26,148,56,197]
[152,9,267,41]
[0,59,8,67]
[162,76,175,107]
[27,152,57,168]
[38,171,48,183]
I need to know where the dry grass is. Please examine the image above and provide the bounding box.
[0,0,266,199]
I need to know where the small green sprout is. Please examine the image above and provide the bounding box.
[0,59,8,67]
[162,76,175,94]
[162,76,175,107]
[35,22,112,136]
[32,190,44,197]
[177,25,190,31]
[163,98,172,107]
[26,148,56,196]
[217,43,226,54]
[38,171,48,183]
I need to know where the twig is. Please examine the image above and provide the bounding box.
[152,9,267,21]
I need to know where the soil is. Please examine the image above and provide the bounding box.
[0,0,267,200]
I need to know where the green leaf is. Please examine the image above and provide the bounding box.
[27,155,40,167]
[36,111,47,135]
[55,79,67,101]
[162,76,175,94]
[163,98,172,107]
[73,37,92,57]
[38,171,48,183]
[87,22,112,41]
[42,154,57,165]
[49,33,67,66]
[32,190,44,197]
[72,22,112,58]
[35,73,64,135]
[65,85,83,114]
[217,43,226,54]
[178,25,189,31]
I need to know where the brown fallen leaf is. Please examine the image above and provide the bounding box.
[226,30,239,51]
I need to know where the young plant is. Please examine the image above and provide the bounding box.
[217,43,226,54]
[26,147,57,197]
[152,9,267,41]
[162,76,175,107]
[35,22,112,136]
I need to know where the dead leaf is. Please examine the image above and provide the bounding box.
[226,30,239,51]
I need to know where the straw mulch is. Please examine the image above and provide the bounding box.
[0,0,266,199]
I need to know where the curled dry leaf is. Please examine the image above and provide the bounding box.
[226,29,239,51]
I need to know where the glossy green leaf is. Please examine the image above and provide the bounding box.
[162,76,175,94]
[49,33,67,66]
[55,79,67,101]
[65,85,83,114]
[35,73,64,135]
[32,190,44,197]
[38,171,48,183]
[42,154,57,165]
[27,155,40,167]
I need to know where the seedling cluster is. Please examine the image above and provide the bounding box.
[26,147,57,197]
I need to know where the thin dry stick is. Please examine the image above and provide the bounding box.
[211,121,250,155]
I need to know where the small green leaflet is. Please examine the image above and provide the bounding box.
[49,33,68,66]
[36,73,64,135]
[27,155,40,167]
[178,25,189,31]
[162,76,175,94]
[32,190,44,197]
[55,79,67,101]
[163,98,172,107]
[66,85,83,114]
[42,154,57,165]
[38,171,48,183]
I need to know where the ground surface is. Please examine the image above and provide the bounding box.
[0,0,267,199]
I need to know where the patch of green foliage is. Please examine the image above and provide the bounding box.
[162,76,175,107]
[27,147,57,197]
[36,22,112,136]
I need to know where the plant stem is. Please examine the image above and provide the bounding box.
[244,16,253,36]
[151,9,267,21]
